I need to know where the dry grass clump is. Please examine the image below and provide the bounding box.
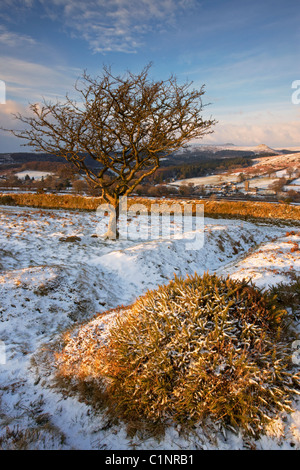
[55,273,300,438]
[269,274,300,321]
[0,195,16,205]
[0,424,66,450]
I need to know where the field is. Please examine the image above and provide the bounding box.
[170,174,240,186]
[0,204,299,449]
[170,151,300,194]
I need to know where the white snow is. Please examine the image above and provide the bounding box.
[0,204,299,450]
[170,174,240,187]
[181,143,281,155]
[252,152,300,168]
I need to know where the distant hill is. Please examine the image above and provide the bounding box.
[252,152,300,169]
[0,144,297,173]
[0,152,100,171]
[161,143,282,167]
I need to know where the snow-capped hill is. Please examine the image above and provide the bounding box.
[253,144,280,155]
[176,143,280,155]
[253,152,300,168]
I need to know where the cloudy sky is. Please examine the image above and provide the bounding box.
[0,0,300,151]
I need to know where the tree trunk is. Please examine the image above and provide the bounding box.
[104,201,120,240]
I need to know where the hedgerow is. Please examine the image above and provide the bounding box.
[1,193,300,223]
[0,195,16,205]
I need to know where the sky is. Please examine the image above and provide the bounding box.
[0,0,300,152]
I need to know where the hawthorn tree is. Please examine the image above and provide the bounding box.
[7,64,216,238]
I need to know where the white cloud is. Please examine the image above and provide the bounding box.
[2,0,185,53]
[2,97,300,152]
[0,99,28,119]
[37,0,196,53]
[0,25,36,47]
[0,56,82,103]
[0,99,33,151]
[202,119,300,148]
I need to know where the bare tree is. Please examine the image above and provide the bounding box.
[6,64,216,238]
[268,177,287,194]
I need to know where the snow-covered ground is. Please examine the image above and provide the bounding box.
[170,151,300,192]
[0,205,299,450]
[252,152,300,168]
[170,173,239,187]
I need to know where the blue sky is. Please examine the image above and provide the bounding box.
[0,0,300,151]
